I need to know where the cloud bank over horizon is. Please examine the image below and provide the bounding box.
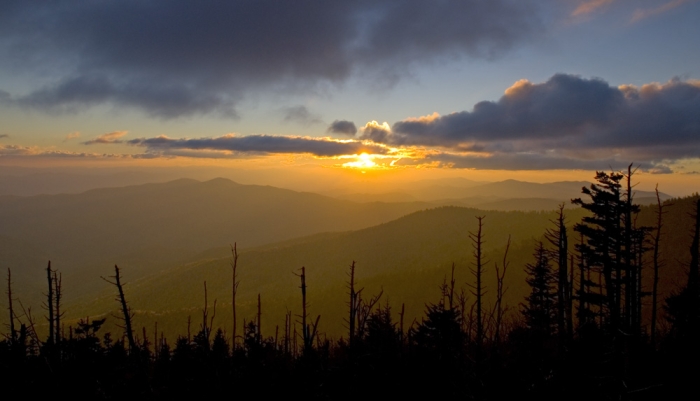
[65,74,698,172]
[372,74,700,171]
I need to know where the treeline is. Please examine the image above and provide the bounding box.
[1,169,699,399]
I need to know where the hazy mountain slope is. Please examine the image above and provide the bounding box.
[59,194,699,342]
[0,177,428,262]
[61,206,590,339]
[0,177,432,304]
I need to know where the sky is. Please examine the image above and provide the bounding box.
[0,0,699,195]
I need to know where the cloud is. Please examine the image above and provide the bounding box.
[382,74,700,167]
[405,150,665,172]
[359,121,392,143]
[63,131,80,142]
[326,120,357,136]
[630,0,691,23]
[0,134,9,139]
[83,130,128,145]
[0,1,541,118]
[11,75,238,119]
[126,134,389,158]
[0,144,125,159]
[572,0,615,17]
[282,106,322,126]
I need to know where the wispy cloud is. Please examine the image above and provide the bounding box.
[630,0,692,23]
[0,134,9,139]
[63,131,81,142]
[0,144,126,159]
[82,131,128,145]
[282,106,322,126]
[572,0,615,16]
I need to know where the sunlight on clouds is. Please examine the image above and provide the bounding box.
[404,112,441,123]
[630,0,691,23]
[362,120,391,132]
[504,79,532,96]
[63,131,81,142]
[572,0,615,17]
[342,153,378,169]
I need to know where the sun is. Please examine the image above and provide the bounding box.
[343,153,377,169]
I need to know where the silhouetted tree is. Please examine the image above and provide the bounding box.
[468,216,487,360]
[546,205,571,341]
[522,242,556,335]
[573,170,625,332]
[101,265,136,354]
[664,199,700,343]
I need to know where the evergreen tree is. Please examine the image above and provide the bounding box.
[522,242,556,335]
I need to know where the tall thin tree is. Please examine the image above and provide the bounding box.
[231,243,239,350]
[651,185,669,347]
[469,216,487,363]
[102,265,136,353]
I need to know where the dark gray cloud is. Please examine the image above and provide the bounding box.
[282,106,322,126]
[327,120,357,136]
[126,135,388,157]
[0,134,9,139]
[386,75,700,163]
[0,1,541,118]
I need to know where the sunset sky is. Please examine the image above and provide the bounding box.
[1,1,698,194]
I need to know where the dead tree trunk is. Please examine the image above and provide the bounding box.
[494,235,510,345]
[53,271,62,344]
[257,293,262,345]
[650,186,668,348]
[230,243,239,350]
[7,268,16,343]
[46,261,54,345]
[469,216,487,366]
[295,266,320,354]
[347,261,357,346]
[102,265,136,353]
[547,205,570,343]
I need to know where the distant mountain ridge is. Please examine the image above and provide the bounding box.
[0,177,429,299]
[329,179,672,208]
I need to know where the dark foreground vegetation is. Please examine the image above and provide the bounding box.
[2,168,699,400]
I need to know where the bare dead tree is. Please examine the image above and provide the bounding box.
[6,268,16,343]
[399,303,405,343]
[355,288,383,338]
[257,293,262,344]
[546,204,571,343]
[468,216,487,357]
[294,266,321,353]
[494,235,511,345]
[346,261,357,346]
[101,265,136,353]
[17,299,40,348]
[45,261,54,345]
[230,243,240,350]
[200,281,216,344]
[53,271,63,344]
[448,262,456,310]
[651,185,670,348]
